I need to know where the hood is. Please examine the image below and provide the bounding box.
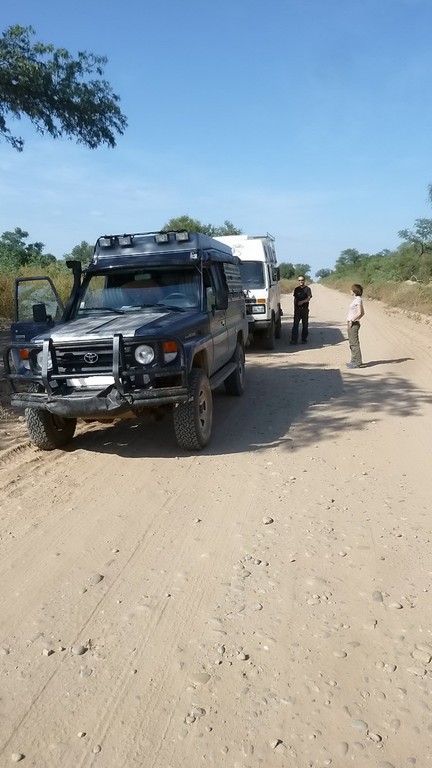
[32,308,201,344]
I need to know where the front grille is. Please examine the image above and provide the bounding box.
[55,347,117,375]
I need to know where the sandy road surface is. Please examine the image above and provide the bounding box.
[0,284,432,767]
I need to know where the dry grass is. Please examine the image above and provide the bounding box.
[329,278,432,318]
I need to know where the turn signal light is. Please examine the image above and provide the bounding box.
[163,341,177,353]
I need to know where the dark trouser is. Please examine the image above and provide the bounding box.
[348,321,362,365]
[291,306,309,342]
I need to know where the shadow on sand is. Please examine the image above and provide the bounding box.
[68,340,430,459]
[361,358,413,368]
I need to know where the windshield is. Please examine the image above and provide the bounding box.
[76,268,201,315]
[239,261,265,289]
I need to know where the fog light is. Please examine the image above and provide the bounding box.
[118,234,133,246]
[99,236,113,247]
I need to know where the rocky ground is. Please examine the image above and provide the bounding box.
[0,285,431,767]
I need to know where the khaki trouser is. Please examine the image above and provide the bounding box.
[347,321,362,366]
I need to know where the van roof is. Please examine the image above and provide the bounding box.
[215,235,277,263]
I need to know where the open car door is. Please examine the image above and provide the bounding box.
[11,276,64,345]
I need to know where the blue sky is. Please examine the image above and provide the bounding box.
[1,0,432,276]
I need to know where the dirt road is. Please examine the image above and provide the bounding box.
[1,284,432,767]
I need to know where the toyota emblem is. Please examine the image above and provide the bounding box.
[84,352,99,364]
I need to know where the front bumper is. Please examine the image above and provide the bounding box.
[247,316,272,330]
[4,333,189,419]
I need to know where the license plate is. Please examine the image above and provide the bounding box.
[69,376,115,389]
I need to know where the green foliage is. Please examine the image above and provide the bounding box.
[315,268,333,280]
[398,218,432,254]
[63,240,93,265]
[278,262,295,279]
[0,25,127,151]
[320,183,432,287]
[294,263,311,277]
[162,215,242,237]
[0,227,56,272]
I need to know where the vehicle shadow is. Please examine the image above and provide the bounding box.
[68,358,432,458]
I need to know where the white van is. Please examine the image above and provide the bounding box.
[215,234,283,349]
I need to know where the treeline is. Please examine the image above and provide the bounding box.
[318,184,432,285]
[317,243,432,285]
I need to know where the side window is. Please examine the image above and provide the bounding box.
[212,264,228,294]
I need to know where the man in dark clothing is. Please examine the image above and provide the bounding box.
[291,275,312,344]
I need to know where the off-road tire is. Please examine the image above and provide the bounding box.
[173,369,213,450]
[224,343,246,396]
[25,408,77,450]
[275,311,282,340]
[262,317,275,350]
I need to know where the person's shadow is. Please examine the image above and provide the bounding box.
[362,357,413,367]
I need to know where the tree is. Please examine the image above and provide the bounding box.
[278,262,295,279]
[335,248,363,270]
[398,219,432,255]
[63,240,93,265]
[315,268,333,280]
[0,25,127,151]
[162,215,242,237]
[0,227,56,271]
[213,220,243,236]
[294,263,311,277]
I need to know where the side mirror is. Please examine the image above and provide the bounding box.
[206,286,216,310]
[32,303,48,323]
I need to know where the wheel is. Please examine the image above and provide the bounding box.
[275,312,282,339]
[173,369,213,450]
[25,408,77,450]
[262,317,275,350]
[224,343,246,396]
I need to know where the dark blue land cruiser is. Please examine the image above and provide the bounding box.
[5,231,248,451]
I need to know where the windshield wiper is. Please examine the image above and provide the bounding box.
[153,303,185,312]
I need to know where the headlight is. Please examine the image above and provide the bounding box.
[36,350,53,370]
[134,344,155,365]
[251,304,266,314]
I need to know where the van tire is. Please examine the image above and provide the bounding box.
[173,369,213,450]
[26,408,77,450]
[262,317,275,350]
[224,343,245,396]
